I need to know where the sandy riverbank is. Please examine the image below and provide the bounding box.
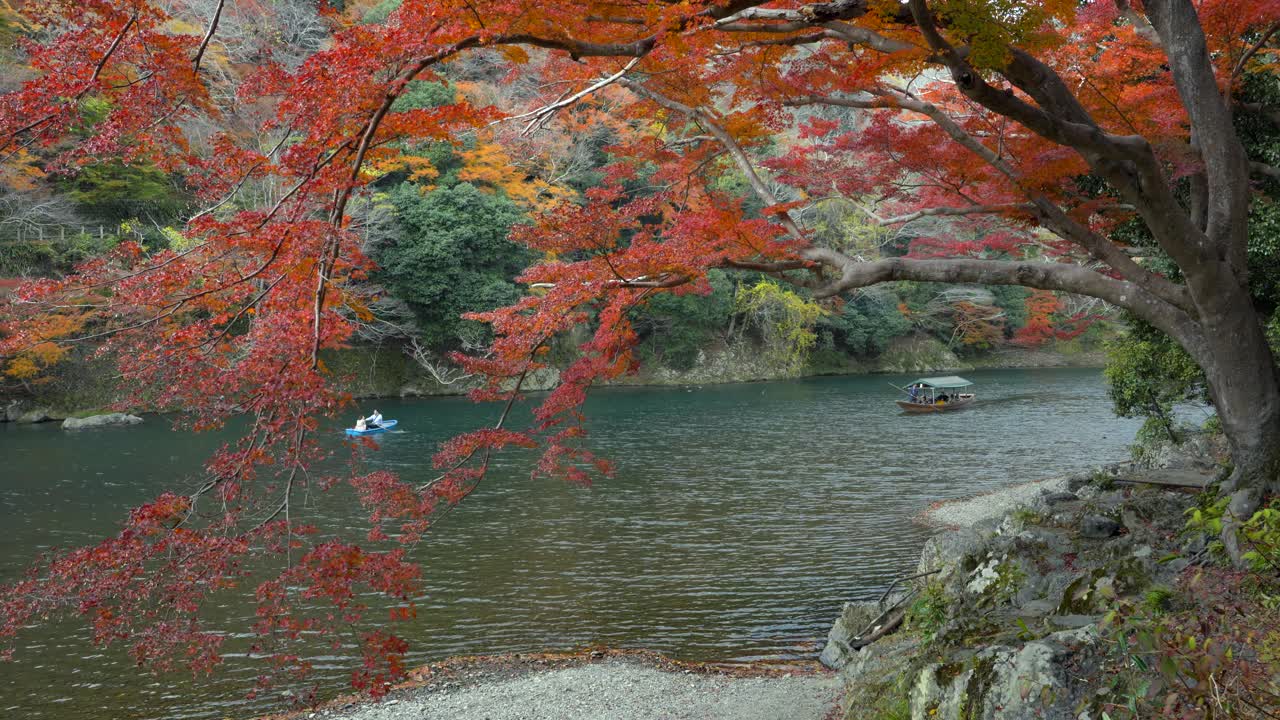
[269,651,840,720]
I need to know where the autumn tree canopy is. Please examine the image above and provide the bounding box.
[3,0,1280,698]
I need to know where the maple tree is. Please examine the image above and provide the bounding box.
[2,0,1280,702]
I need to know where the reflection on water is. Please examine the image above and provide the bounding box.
[0,368,1140,719]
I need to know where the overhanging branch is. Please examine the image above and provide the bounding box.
[798,249,1194,344]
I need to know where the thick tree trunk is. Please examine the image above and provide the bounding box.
[1188,287,1280,506]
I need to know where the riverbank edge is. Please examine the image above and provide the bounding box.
[257,648,836,720]
[0,344,1105,425]
[912,462,1133,530]
[818,433,1272,720]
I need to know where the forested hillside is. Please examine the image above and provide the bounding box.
[0,0,1109,404]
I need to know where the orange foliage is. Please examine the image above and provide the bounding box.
[457,142,572,211]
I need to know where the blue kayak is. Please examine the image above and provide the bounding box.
[345,419,398,436]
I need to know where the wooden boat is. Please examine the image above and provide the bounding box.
[896,376,976,413]
[345,419,398,436]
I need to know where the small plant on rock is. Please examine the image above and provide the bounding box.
[905,582,950,645]
[1141,585,1175,616]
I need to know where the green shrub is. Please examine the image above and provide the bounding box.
[1240,499,1280,572]
[905,582,950,643]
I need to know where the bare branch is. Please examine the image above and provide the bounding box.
[192,0,226,72]
[495,57,640,136]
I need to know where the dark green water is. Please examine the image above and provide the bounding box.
[0,368,1144,719]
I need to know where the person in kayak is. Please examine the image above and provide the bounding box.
[354,417,367,431]
[363,410,384,429]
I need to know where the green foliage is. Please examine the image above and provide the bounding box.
[817,290,910,358]
[359,0,403,24]
[1184,495,1229,537]
[930,0,1069,69]
[1142,586,1175,616]
[1090,468,1116,491]
[633,271,735,370]
[0,228,117,276]
[905,582,950,644]
[371,182,529,349]
[1098,567,1280,719]
[391,80,455,111]
[1240,498,1280,572]
[982,561,1026,607]
[989,285,1030,335]
[804,198,894,259]
[1104,316,1205,443]
[58,161,188,223]
[1201,414,1223,436]
[856,684,911,720]
[1236,70,1280,320]
[1009,508,1044,527]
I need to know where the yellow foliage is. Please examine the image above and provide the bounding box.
[5,342,69,379]
[3,311,86,380]
[160,226,194,251]
[735,280,826,372]
[0,149,46,192]
[367,152,439,184]
[457,143,572,212]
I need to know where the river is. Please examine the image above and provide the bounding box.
[0,368,1149,719]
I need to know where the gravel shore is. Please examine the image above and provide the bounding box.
[311,659,840,720]
[919,475,1070,528]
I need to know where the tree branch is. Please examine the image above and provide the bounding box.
[787,91,1194,313]
[622,80,805,241]
[192,0,225,73]
[1251,161,1280,180]
[1115,0,1162,47]
[904,0,1211,304]
[1145,0,1251,267]
[799,250,1194,344]
[495,57,640,136]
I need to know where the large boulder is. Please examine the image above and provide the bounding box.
[1080,515,1121,539]
[819,601,883,669]
[1137,432,1225,472]
[836,635,923,719]
[916,526,992,586]
[62,413,143,430]
[910,627,1098,720]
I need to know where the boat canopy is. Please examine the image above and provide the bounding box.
[905,375,973,389]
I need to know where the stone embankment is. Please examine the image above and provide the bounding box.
[819,442,1229,720]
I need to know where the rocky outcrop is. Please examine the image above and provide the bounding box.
[62,412,143,429]
[16,407,52,424]
[2,399,24,422]
[818,597,914,669]
[824,464,1203,720]
[910,626,1100,720]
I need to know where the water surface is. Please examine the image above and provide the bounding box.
[0,368,1143,718]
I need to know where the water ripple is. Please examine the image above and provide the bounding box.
[0,368,1140,719]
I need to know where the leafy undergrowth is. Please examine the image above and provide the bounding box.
[1096,496,1280,719]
